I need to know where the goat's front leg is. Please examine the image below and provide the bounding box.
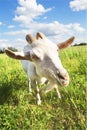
[35,82,41,105]
[28,78,32,93]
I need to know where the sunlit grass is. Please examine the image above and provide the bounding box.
[0,46,86,129]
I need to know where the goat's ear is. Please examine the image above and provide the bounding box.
[57,36,75,50]
[36,32,46,40]
[5,49,27,60]
[26,34,36,44]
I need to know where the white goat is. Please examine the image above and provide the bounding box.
[5,32,75,105]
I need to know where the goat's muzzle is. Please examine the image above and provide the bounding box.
[56,71,69,86]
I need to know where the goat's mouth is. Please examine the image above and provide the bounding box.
[56,72,69,86]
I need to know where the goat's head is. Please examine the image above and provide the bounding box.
[5,32,75,86]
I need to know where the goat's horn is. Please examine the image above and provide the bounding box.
[57,36,75,49]
[26,34,36,44]
[36,32,46,39]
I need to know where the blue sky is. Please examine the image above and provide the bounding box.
[0,0,86,49]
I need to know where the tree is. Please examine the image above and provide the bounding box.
[7,47,18,52]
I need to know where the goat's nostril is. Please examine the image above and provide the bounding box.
[58,73,65,80]
[56,71,68,80]
[56,71,69,86]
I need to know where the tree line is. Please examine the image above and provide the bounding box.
[0,47,18,54]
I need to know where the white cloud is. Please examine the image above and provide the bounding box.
[0,0,86,50]
[28,21,72,37]
[4,29,30,36]
[70,0,87,11]
[2,21,85,48]
[43,16,47,20]
[72,23,85,32]
[12,0,86,43]
[16,38,25,43]
[0,39,11,48]
[13,0,52,24]
[31,22,85,43]
[0,22,3,26]
[0,39,9,43]
[8,25,15,29]
[4,22,85,37]
[0,37,26,50]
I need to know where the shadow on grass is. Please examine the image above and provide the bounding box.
[0,78,34,105]
[0,78,26,105]
[0,83,13,105]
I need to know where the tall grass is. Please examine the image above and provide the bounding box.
[0,46,86,129]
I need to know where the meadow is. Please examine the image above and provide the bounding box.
[0,46,86,130]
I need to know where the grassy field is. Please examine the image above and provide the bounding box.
[0,46,86,130]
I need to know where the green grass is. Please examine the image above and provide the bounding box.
[0,46,86,130]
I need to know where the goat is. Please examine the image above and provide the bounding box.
[5,32,75,105]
